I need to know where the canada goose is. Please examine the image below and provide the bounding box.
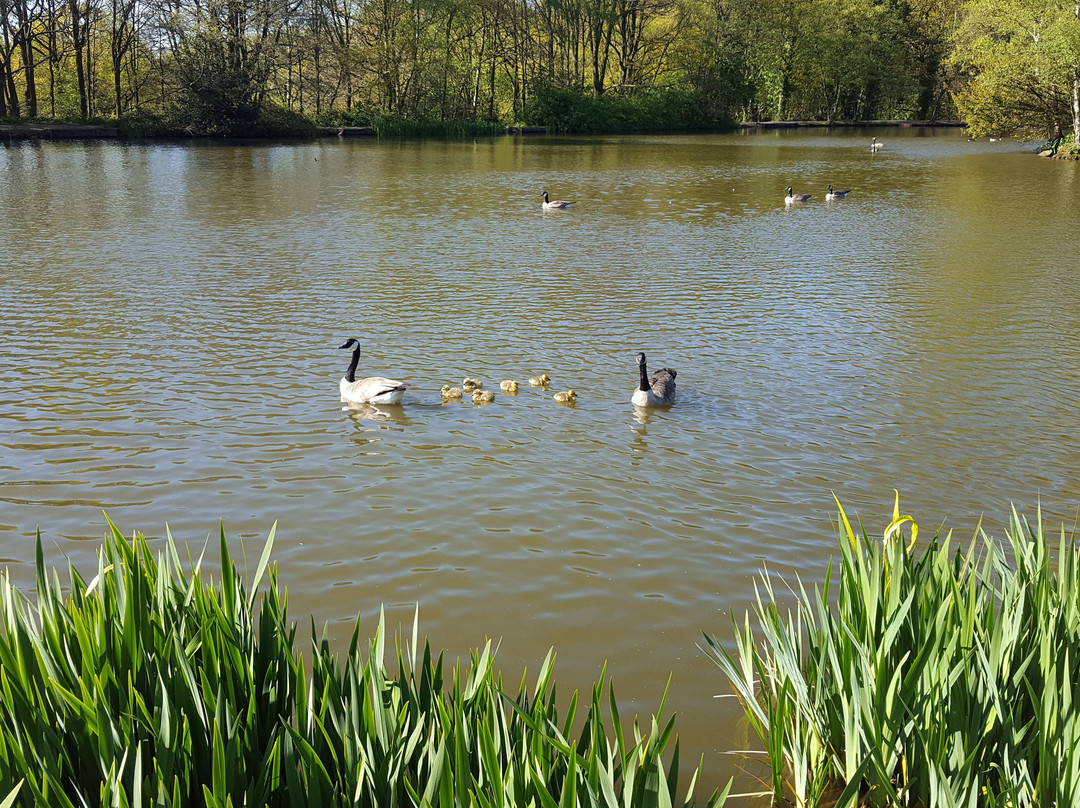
[631,352,676,407]
[473,389,495,404]
[338,339,408,405]
[440,385,463,399]
[785,187,812,204]
[542,192,573,210]
[553,390,577,404]
[463,377,483,392]
[871,137,883,151]
[528,374,550,387]
[499,380,519,393]
[826,185,851,200]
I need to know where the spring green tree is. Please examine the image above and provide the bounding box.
[951,0,1080,138]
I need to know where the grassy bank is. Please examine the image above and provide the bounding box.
[0,518,723,807]
[705,494,1080,807]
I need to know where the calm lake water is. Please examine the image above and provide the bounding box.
[2,129,1079,798]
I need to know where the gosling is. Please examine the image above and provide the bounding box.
[463,377,483,392]
[441,385,463,399]
[528,374,550,387]
[553,390,577,404]
[473,390,495,404]
[499,380,519,393]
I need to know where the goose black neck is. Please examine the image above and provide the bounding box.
[638,360,650,392]
[345,348,361,383]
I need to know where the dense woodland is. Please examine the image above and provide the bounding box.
[0,0,1078,138]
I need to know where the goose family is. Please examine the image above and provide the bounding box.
[785,186,812,204]
[826,185,850,200]
[339,338,409,405]
[542,192,573,210]
[337,343,685,411]
[631,352,677,407]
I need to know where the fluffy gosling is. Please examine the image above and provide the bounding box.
[553,390,577,404]
[463,377,483,392]
[528,374,550,387]
[440,385,463,399]
[473,389,495,404]
[499,380,519,393]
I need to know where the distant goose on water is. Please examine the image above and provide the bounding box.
[542,191,573,210]
[871,136,884,151]
[785,186,812,204]
[631,352,677,407]
[338,339,409,405]
[826,185,851,200]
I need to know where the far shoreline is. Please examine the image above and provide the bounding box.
[2,119,966,143]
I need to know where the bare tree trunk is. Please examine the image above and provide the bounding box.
[1073,68,1079,142]
[14,0,38,116]
[1075,6,1080,141]
[69,0,89,117]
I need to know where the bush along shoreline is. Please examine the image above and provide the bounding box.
[0,518,725,807]
[705,494,1080,807]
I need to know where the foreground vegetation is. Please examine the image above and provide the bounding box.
[0,519,724,807]
[1,0,1079,138]
[705,494,1080,807]
[3,496,1078,805]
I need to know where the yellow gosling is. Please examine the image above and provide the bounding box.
[500,380,519,393]
[440,385,463,399]
[528,374,550,387]
[473,389,495,404]
[463,377,483,392]
[553,390,577,404]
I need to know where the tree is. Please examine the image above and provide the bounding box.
[951,0,1080,138]
[158,0,297,132]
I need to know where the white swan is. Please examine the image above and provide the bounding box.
[631,352,676,407]
[871,137,883,151]
[542,191,573,210]
[338,338,408,405]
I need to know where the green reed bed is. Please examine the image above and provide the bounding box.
[704,495,1080,807]
[0,519,724,807]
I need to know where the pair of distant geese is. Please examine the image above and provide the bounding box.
[339,339,676,409]
[547,185,854,209]
[546,137,884,210]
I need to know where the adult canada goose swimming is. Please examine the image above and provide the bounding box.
[785,187,812,204]
[871,137,883,151]
[631,352,676,407]
[542,192,573,210]
[553,390,577,404]
[499,380,519,393]
[528,374,550,387]
[826,185,851,200]
[338,339,408,405]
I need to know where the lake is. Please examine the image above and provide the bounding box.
[1,128,1078,799]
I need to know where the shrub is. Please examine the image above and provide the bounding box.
[704,494,1080,807]
[522,85,734,133]
[0,519,726,807]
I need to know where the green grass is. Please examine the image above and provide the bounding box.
[703,494,1080,807]
[0,518,726,807]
